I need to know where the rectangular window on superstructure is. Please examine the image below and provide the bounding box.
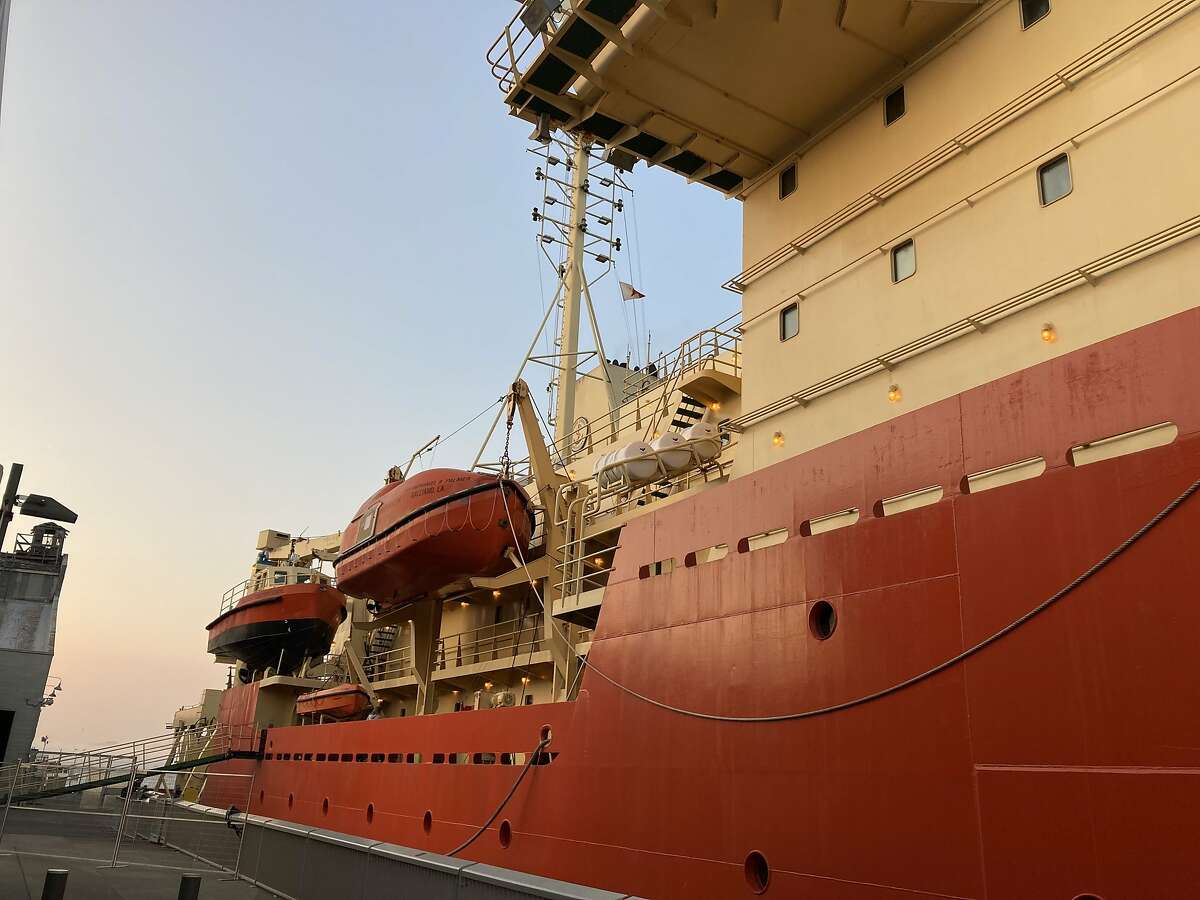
[1038,154,1072,206]
[779,163,796,200]
[779,303,799,342]
[884,85,905,126]
[891,239,916,283]
[1021,0,1050,29]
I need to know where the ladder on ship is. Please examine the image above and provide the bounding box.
[0,723,261,805]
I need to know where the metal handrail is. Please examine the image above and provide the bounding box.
[364,645,414,682]
[485,0,568,94]
[435,615,544,671]
[216,568,330,617]
[0,724,259,803]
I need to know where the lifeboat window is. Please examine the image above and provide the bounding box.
[1021,0,1050,29]
[1038,154,1072,206]
[891,239,916,283]
[1069,422,1177,467]
[370,753,385,763]
[357,503,381,544]
[779,303,798,342]
[884,85,905,126]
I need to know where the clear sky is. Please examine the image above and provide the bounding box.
[0,2,740,749]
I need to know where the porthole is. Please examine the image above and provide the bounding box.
[322,798,329,816]
[366,803,374,824]
[1071,895,1103,900]
[422,810,433,834]
[499,819,513,848]
[540,725,553,744]
[809,601,837,640]
[744,851,770,894]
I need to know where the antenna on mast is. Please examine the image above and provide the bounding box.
[471,133,633,472]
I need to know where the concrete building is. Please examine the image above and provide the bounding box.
[0,521,68,762]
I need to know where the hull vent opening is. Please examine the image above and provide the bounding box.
[1069,422,1177,467]
[738,528,788,553]
[800,508,859,537]
[639,558,676,579]
[962,457,1046,494]
[874,486,943,518]
[685,543,729,567]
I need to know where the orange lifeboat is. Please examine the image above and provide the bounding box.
[335,468,532,610]
[295,684,371,720]
[206,581,346,672]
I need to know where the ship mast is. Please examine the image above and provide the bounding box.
[552,136,591,452]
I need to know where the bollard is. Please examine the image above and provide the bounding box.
[178,873,201,899]
[40,869,68,900]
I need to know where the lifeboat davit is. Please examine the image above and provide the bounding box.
[205,582,346,672]
[295,684,371,720]
[335,468,532,610]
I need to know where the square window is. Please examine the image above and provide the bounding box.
[1021,0,1050,29]
[1038,154,1072,206]
[779,163,796,200]
[779,303,799,342]
[884,86,905,126]
[891,240,917,283]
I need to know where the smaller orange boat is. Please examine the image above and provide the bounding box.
[206,577,346,673]
[295,684,372,721]
[335,468,532,609]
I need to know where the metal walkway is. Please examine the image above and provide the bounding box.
[0,724,260,804]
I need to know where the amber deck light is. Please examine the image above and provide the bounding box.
[1041,323,1058,343]
[888,384,903,403]
[772,432,785,447]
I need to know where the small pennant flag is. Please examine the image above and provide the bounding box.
[619,281,646,301]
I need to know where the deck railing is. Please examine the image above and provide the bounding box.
[486,0,567,94]
[436,616,544,672]
[215,568,329,618]
[364,644,414,683]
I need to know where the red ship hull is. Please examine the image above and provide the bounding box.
[205,582,346,672]
[336,469,532,609]
[206,309,1200,899]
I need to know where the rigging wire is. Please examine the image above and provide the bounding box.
[500,467,1200,723]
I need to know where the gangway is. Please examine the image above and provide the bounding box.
[0,723,261,805]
